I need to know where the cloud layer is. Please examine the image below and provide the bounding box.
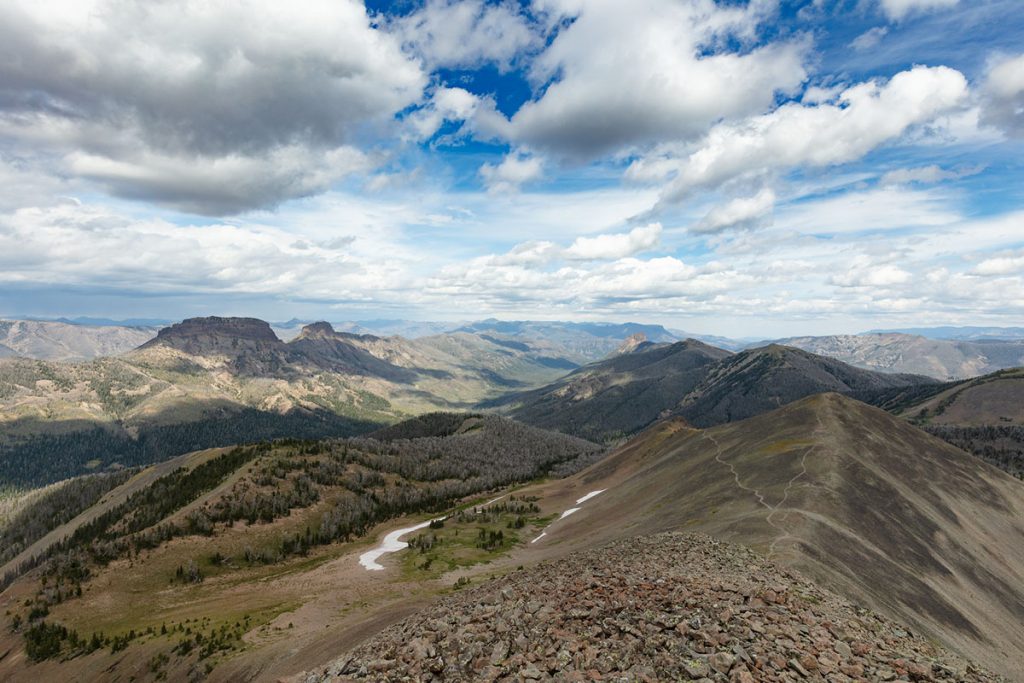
[1,0,1021,335]
[0,0,424,213]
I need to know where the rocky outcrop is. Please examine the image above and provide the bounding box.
[614,332,651,355]
[308,533,1001,682]
[142,316,280,349]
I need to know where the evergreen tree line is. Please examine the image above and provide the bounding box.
[926,425,1024,479]
[0,408,381,488]
[0,470,132,566]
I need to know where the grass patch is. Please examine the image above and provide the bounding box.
[400,496,546,580]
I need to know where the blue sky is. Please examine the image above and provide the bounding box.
[0,0,1021,337]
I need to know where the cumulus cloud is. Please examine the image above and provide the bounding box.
[388,0,539,71]
[646,65,968,208]
[0,0,425,214]
[407,87,483,141]
[980,53,1024,138]
[693,189,775,234]
[878,0,959,21]
[479,152,544,193]
[831,261,913,287]
[564,224,662,260]
[489,0,808,159]
[973,252,1024,276]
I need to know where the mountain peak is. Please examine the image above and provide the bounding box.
[615,332,648,354]
[298,321,337,338]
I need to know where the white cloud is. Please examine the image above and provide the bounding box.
[0,0,425,214]
[776,187,961,234]
[0,202,414,300]
[980,53,1024,138]
[831,261,912,287]
[849,26,888,51]
[879,165,980,186]
[649,65,968,207]
[565,224,662,260]
[878,0,959,21]
[491,0,809,158]
[693,189,775,234]
[388,0,539,71]
[65,145,373,215]
[407,86,483,140]
[479,152,544,193]
[973,252,1024,276]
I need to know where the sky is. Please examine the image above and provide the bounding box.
[0,0,1021,338]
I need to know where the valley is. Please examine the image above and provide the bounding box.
[1,318,1023,682]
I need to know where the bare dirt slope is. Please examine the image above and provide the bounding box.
[520,394,1024,679]
[897,369,1024,426]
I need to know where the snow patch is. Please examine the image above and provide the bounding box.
[575,489,606,505]
[531,532,547,544]
[559,507,581,520]
[360,518,444,571]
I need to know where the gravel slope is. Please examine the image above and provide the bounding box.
[306,532,1002,682]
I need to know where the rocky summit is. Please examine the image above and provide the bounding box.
[306,533,1000,682]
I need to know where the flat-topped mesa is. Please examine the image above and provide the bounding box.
[137,317,283,358]
[297,321,337,339]
[147,316,279,343]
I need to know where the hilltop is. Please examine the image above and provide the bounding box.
[676,344,932,427]
[493,341,932,439]
[531,393,1024,677]
[313,533,1001,682]
[488,339,730,442]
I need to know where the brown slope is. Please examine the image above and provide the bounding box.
[896,368,1024,427]
[532,394,1024,679]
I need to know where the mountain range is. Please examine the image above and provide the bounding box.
[0,317,579,486]
[5,317,1024,383]
[0,315,1022,681]
[0,319,157,361]
[493,340,934,441]
[770,333,1024,380]
[2,393,1021,680]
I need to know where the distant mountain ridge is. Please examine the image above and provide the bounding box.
[869,325,1024,340]
[492,340,933,440]
[0,319,157,361]
[0,318,585,485]
[769,332,1024,380]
